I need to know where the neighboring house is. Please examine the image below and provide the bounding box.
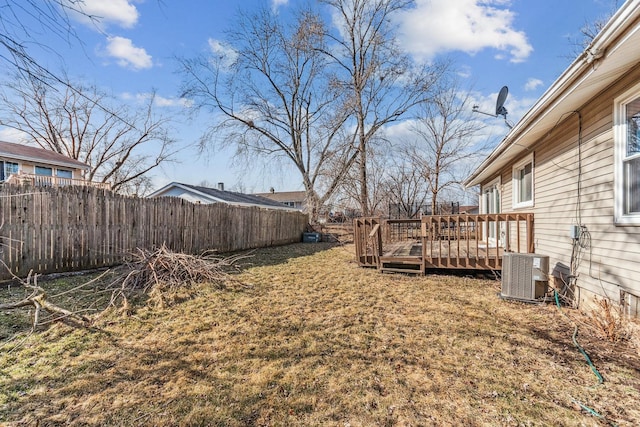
[0,140,108,188]
[464,0,640,315]
[458,205,479,215]
[254,189,307,211]
[148,182,297,210]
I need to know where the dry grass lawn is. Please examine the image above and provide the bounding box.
[1,242,640,426]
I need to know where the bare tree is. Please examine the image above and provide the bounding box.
[339,141,392,217]
[384,161,429,218]
[568,1,620,58]
[319,0,446,216]
[0,0,113,100]
[1,1,78,74]
[179,6,357,222]
[407,79,485,214]
[0,74,177,194]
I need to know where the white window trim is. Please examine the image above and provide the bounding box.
[2,161,20,179]
[480,176,501,214]
[614,81,640,225]
[512,153,534,209]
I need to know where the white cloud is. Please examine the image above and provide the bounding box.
[0,127,28,143]
[395,0,533,63]
[524,78,544,91]
[121,92,192,108]
[65,0,139,29]
[208,38,238,69]
[154,95,193,108]
[271,0,289,10]
[105,36,152,70]
[457,65,472,79]
[381,119,419,145]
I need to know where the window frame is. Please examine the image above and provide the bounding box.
[480,176,501,215]
[614,81,640,225]
[512,153,534,209]
[2,161,19,180]
[35,165,53,176]
[56,169,73,178]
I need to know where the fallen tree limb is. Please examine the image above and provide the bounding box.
[0,271,92,331]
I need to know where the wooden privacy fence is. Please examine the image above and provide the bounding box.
[0,185,308,280]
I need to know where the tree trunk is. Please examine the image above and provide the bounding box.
[358,132,369,216]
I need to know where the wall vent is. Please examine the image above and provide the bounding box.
[501,253,549,302]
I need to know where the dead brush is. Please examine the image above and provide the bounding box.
[111,243,251,309]
[586,296,629,342]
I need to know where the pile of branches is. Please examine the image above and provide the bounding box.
[112,243,251,309]
[1,244,251,333]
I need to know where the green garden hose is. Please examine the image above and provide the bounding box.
[554,290,604,384]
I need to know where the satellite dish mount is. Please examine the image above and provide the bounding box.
[472,86,513,129]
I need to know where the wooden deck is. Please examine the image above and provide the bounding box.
[355,214,533,274]
[379,240,504,273]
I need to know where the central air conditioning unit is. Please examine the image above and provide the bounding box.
[501,253,549,302]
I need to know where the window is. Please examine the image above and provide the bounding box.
[56,169,73,178]
[481,177,501,245]
[615,83,640,225]
[1,161,19,180]
[35,166,52,176]
[481,178,500,215]
[512,153,534,209]
[5,161,19,175]
[283,201,295,207]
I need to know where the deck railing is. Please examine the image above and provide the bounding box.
[6,173,111,190]
[355,213,534,271]
[354,217,382,267]
[420,213,534,269]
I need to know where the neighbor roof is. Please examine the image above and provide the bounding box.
[465,0,640,187]
[149,182,296,210]
[0,141,90,170]
[253,190,307,203]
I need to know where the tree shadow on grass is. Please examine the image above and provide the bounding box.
[231,242,341,271]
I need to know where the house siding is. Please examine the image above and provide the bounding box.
[17,160,84,179]
[0,158,85,180]
[487,64,640,314]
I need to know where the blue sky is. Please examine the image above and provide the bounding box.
[0,0,620,193]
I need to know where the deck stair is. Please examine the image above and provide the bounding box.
[379,241,424,274]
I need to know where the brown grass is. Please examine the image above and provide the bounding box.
[586,296,630,342]
[1,243,640,426]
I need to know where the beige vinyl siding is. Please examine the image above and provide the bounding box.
[489,64,640,311]
[12,160,84,179]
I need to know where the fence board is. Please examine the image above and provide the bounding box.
[0,185,308,280]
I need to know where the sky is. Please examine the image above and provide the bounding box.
[0,0,621,193]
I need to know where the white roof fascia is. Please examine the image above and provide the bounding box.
[465,0,640,187]
[0,152,91,171]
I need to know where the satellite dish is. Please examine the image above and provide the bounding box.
[495,86,509,118]
[472,85,512,129]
